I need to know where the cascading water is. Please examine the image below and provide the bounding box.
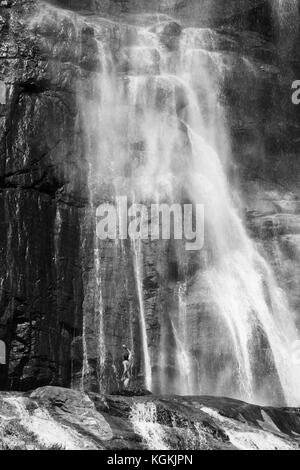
[132,238,152,391]
[171,282,193,396]
[95,246,106,388]
[130,402,169,450]
[82,4,300,405]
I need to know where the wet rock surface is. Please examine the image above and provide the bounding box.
[0,0,91,391]
[0,386,300,450]
[244,181,300,323]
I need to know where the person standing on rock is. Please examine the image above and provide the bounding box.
[121,345,133,389]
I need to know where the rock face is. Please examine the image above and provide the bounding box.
[0,0,91,390]
[0,386,300,450]
[0,0,300,397]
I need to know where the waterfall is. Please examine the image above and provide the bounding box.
[176,27,300,405]
[130,401,208,450]
[82,7,300,405]
[171,282,193,395]
[81,307,90,391]
[132,238,152,391]
[95,247,106,388]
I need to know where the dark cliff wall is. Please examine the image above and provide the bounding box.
[0,0,300,393]
[0,0,94,390]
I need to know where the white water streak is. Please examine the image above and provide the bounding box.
[132,239,152,391]
[130,402,169,450]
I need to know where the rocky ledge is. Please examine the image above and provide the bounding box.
[0,386,299,450]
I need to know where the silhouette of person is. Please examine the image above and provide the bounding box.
[121,344,132,389]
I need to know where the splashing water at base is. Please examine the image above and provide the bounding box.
[201,407,298,450]
[130,402,169,450]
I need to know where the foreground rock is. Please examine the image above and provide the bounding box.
[0,386,300,450]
